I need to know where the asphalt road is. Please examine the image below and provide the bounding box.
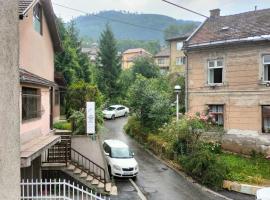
[101,117,229,200]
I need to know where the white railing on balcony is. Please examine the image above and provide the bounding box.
[21,179,109,200]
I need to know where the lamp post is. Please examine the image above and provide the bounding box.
[174,85,181,121]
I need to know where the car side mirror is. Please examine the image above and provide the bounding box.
[105,152,110,157]
[132,152,135,157]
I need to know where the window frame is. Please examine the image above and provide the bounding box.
[158,58,165,65]
[207,59,224,85]
[176,42,183,51]
[208,104,224,126]
[176,56,186,66]
[262,55,270,82]
[262,105,270,133]
[33,3,42,35]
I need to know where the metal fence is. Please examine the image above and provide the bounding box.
[21,179,109,200]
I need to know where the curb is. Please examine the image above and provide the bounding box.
[223,180,263,196]
[130,137,232,200]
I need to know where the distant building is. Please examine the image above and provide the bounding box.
[166,35,189,75]
[81,43,99,62]
[122,48,152,69]
[154,48,170,74]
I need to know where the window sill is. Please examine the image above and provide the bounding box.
[22,117,42,124]
[206,83,225,87]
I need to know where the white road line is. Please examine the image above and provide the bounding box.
[129,179,147,200]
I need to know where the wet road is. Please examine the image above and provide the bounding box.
[100,117,226,200]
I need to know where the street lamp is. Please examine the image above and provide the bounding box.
[174,85,181,121]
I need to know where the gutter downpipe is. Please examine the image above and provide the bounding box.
[184,49,188,113]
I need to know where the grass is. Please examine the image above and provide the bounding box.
[53,121,72,130]
[220,152,270,185]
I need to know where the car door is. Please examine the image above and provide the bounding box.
[116,107,122,117]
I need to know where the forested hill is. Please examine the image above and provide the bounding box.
[73,10,200,42]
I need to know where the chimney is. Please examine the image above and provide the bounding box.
[210,9,220,18]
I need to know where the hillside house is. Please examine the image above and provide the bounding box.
[154,48,170,74]
[19,0,62,180]
[167,35,188,75]
[122,48,152,69]
[185,8,270,149]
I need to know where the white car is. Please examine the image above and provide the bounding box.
[102,105,129,120]
[257,188,270,200]
[103,140,139,178]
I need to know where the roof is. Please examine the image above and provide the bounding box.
[54,72,67,88]
[187,8,270,48]
[104,140,128,148]
[123,48,151,54]
[19,0,62,52]
[166,34,189,42]
[154,48,170,58]
[127,52,152,62]
[20,68,56,87]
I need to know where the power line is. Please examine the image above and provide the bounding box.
[53,3,180,35]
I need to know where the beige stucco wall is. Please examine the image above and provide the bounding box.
[187,43,270,133]
[19,3,54,82]
[122,52,139,69]
[20,85,51,144]
[169,40,186,74]
[0,0,20,199]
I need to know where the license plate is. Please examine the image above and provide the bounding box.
[124,172,133,175]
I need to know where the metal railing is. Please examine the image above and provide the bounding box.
[21,179,109,200]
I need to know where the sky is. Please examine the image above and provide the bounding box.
[52,0,270,22]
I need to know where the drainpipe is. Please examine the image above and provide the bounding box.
[184,51,189,113]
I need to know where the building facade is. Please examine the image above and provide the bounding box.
[122,48,152,69]
[19,0,62,180]
[185,8,270,135]
[154,48,170,74]
[167,36,188,75]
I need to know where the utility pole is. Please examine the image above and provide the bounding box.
[0,1,20,200]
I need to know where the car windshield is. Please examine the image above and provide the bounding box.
[106,106,116,111]
[111,147,132,159]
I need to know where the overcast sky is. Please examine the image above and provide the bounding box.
[52,0,270,22]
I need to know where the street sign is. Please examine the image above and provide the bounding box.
[86,102,95,135]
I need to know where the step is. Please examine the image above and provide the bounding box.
[110,185,118,196]
[91,179,99,185]
[67,164,75,171]
[86,175,93,182]
[74,168,82,174]
[105,183,112,192]
[98,182,104,189]
[80,172,87,178]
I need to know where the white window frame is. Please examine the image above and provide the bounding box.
[263,55,270,82]
[176,56,186,66]
[176,42,183,51]
[207,59,224,85]
[209,105,224,126]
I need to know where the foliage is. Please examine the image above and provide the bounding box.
[164,23,198,40]
[55,18,93,85]
[69,111,86,135]
[132,57,160,79]
[96,24,121,100]
[127,75,172,130]
[53,121,72,130]
[124,115,146,141]
[180,149,228,190]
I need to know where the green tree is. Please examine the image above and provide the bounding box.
[132,57,160,79]
[164,23,198,40]
[97,24,121,100]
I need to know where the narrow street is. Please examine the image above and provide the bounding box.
[101,117,225,200]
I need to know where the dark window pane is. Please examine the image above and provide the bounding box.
[263,106,270,133]
[214,68,223,83]
[22,87,41,121]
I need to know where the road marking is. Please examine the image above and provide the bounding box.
[129,179,147,200]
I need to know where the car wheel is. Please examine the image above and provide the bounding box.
[111,115,115,120]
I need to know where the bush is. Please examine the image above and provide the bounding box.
[69,110,86,135]
[124,115,147,142]
[53,121,72,130]
[180,149,228,190]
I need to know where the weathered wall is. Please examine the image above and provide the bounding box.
[169,40,185,74]
[187,43,270,133]
[0,0,20,199]
[19,3,54,81]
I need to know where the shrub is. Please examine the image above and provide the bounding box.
[69,110,86,135]
[124,115,147,142]
[180,149,228,190]
[53,121,72,130]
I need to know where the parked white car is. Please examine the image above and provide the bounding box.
[103,140,139,178]
[102,105,129,119]
[257,188,270,200]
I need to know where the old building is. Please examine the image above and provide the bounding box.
[82,43,99,63]
[185,8,270,136]
[122,48,152,69]
[19,0,62,180]
[154,48,170,74]
[167,35,188,74]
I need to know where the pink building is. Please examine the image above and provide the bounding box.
[19,0,62,180]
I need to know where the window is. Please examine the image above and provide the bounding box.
[208,59,223,84]
[55,90,59,105]
[262,106,270,133]
[33,3,42,34]
[22,87,41,121]
[176,42,183,51]
[158,58,165,65]
[176,57,186,65]
[209,105,224,126]
[263,55,270,82]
